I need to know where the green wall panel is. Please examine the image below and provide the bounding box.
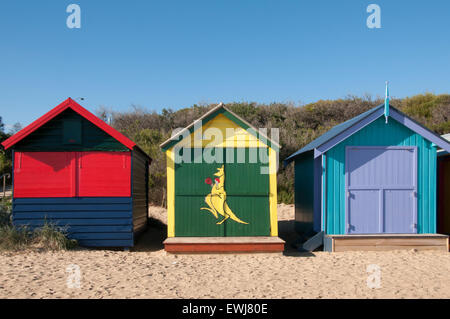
[175,196,225,237]
[174,148,223,196]
[325,117,437,235]
[224,196,270,236]
[174,148,270,236]
[224,148,269,196]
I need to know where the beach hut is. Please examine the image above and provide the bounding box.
[284,103,450,252]
[1,98,151,248]
[160,103,285,253]
[438,134,450,235]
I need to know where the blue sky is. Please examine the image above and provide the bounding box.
[1,0,449,129]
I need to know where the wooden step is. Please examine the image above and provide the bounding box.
[324,234,449,252]
[163,236,285,253]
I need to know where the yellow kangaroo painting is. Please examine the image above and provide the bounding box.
[201,165,249,225]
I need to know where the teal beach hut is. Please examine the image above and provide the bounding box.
[284,103,450,252]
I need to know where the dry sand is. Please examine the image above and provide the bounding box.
[0,204,449,299]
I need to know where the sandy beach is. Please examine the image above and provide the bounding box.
[0,204,449,299]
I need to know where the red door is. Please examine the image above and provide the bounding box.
[77,152,131,197]
[14,152,75,198]
[14,152,131,198]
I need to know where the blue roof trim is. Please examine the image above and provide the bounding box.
[284,103,450,166]
[314,107,385,158]
[389,108,450,153]
[284,104,384,165]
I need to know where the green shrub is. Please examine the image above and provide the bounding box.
[0,199,11,227]
[32,223,78,251]
[95,93,450,206]
[0,225,31,250]
[278,189,294,205]
[0,215,77,251]
[1,196,78,251]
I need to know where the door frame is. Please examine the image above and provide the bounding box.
[345,146,418,234]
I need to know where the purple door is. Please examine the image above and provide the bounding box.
[346,146,417,234]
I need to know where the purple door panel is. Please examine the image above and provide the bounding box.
[346,146,417,234]
[348,190,380,234]
[384,190,416,233]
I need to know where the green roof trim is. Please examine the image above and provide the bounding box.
[160,104,280,152]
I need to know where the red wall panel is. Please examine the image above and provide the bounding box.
[14,152,74,198]
[78,152,131,197]
[14,152,131,198]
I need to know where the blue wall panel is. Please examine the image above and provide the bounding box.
[294,153,323,235]
[294,152,315,235]
[13,197,134,247]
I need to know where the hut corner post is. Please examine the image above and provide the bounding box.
[166,148,175,237]
[269,147,278,237]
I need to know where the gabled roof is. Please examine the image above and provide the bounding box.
[160,103,281,151]
[1,98,142,154]
[284,103,450,165]
[285,105,384,163]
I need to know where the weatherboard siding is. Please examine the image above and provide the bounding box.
[12,197,134,247]
[294,152,315,235]
[132,150,149,233]
[325,117,437,235]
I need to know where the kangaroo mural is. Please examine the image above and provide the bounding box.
[201,165,249,225]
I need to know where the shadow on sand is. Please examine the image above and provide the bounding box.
[132,217,317,257]
[278,219,317,257]
[132,217,167,252]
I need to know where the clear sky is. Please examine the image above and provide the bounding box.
[1,0,449,129]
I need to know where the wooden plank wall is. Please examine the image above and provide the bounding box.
[328,235,449,252]
[12,197,134,247]
[132,149,149,234]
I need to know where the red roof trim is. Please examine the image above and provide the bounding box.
[1,98,136,150]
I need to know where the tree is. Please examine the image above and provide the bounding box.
[106,93,450,205]
[0,116,12,179]
[8,122,22,135]
[0,116,4,134]
[0,117,8,143]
